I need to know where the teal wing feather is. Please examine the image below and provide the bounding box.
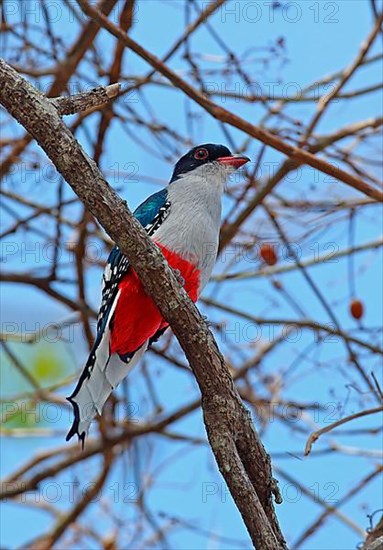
[97,189,170,332]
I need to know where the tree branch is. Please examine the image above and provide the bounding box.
[305,406,383,456]
[0,59,287,549]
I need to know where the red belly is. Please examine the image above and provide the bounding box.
[110,243,200,355]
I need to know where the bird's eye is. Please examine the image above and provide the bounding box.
[194,148,209,160]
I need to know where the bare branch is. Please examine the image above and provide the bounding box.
[76,0,383,202]
[305,407,383,456]
[0,58,287,550]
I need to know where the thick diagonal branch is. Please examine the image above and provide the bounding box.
[0,59,287,549]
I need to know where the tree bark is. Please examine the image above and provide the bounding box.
[362,516,383,550]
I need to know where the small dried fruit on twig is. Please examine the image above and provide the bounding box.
[350,299,364,320]
[260,244,278,266]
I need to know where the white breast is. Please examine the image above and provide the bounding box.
[153,164,227,292]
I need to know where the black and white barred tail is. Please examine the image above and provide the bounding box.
[66,295,148,445]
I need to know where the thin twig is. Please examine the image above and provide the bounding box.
[305,407,383,456]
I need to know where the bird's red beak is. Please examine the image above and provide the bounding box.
[217,155,250,169]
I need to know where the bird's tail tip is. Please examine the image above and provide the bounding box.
[65,396,87,449]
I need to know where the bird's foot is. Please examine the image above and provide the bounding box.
[202,314,212,327]
[173,268,185,287]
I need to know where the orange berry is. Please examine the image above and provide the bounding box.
[260,244,277,266]
[350,299,364,320]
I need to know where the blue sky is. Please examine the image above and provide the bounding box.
[1,1,382,549]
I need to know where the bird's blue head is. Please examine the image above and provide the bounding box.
[170,144,249,183]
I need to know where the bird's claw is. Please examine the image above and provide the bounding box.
[173,268,185,286]
[202,314,212,327]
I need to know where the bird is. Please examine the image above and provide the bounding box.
[66,143,249,444]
